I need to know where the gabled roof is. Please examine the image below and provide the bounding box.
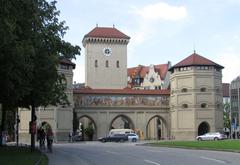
[59,58,76,69]
[128,64,169,80]
[84,27,130,39]
[169,52,224,71]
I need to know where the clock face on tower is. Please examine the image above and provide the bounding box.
[150,77,155,83]
[103,47,112,56]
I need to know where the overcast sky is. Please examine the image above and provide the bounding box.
[56,0,240,84]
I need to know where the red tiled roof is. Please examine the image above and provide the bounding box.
[73,88,170,95]
[169,53,224,71]
[59,58,76,69]
[222,83,230,97]
[84,27,130,39]
[127,64,169,80]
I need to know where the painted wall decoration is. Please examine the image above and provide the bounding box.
[74,95,169,108]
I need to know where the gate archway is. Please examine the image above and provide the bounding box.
[78,115,97,141]
[146,115,168,140]
[109,114,134,130]
[198,121,210,136]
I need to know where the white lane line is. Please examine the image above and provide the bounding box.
[144,149,163,153]
[144,159,161,165]
[200,156,226,164]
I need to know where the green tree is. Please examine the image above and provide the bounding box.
[84,124,94,141]
[223,102,231,128]
[0,0,81,147]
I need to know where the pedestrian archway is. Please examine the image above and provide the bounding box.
[146,115,167,140]
[78,115,97,141]
[109,115,134,130]
[198,121,210,135]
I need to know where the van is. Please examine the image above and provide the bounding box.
[109,129,135,135]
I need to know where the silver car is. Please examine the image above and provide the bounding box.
[196,132,227,141]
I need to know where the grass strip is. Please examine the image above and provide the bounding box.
[146,140,240,152]
[0,146,48,165]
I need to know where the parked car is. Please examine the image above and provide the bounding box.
[127,133,139,142]
[196,132,227,141]
[98,134,128,143]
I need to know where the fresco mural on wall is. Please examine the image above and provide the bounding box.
[74,95,169,108]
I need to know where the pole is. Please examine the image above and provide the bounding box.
[229,84,232,139]
[31,106,36,152]
[16,114,19,146]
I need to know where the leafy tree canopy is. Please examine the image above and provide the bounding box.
[0,0,81,109]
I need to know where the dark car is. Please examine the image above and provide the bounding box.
[98,134,128,143]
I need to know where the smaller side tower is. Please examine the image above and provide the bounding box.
[169,52,224,140]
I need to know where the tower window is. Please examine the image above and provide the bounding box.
[116,61,119,68]
[201,103,207,108]
[95,60,98,67]
[200,87,206,92]
[182,104,188,108]
[181,88,187,93]
[106,60,109,67]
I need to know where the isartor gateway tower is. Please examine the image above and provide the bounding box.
[82,26,130,89]
[17,26,224,142]
[73,26,225,141]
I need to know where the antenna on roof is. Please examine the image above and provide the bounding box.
[96,23,98,27]
[193,43,196,54]
[113,24,115,28]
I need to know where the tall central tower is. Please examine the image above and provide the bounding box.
[82,26,130,89]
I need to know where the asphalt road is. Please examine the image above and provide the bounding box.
[46,141,240,165]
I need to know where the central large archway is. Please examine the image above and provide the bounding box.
[109,114,134,130]
[198,121,210,136]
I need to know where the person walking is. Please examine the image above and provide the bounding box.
[38,127,46,150]
[46,127,54,153]
[69,130,73,142]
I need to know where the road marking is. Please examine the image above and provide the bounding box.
[144,159,161,165]
[144,149,163,153]
[200,156,226,164]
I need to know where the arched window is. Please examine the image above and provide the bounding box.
[182,104,188,108]
[201,103,207,108]
[181,88,188,92]
[116,61,119,68]
[106,60,109,67]
[200,87,206,92]
[95,60,98,67]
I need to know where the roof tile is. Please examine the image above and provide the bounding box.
[84,27,130,39]
[169,52,224,71]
